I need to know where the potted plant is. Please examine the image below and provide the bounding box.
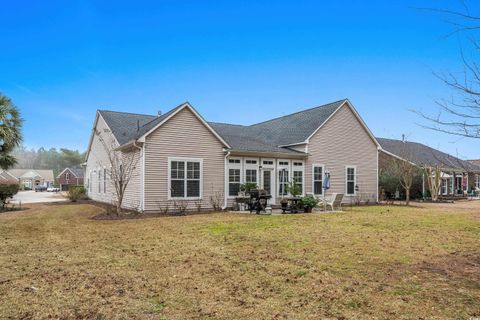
[280,198,288,213]
[286,179,302,198]
[301,195,320,213]
[240,182,258,196]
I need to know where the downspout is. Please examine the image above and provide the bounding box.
[222,151,231,210]
[133,140,143,212]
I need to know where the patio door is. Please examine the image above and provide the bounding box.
[262,169,275,204]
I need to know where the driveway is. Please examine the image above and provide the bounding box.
[13,191,67,204]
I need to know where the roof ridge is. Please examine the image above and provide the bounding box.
[209,121,246,127]
[98,109,156,117]
[249,99,347,128]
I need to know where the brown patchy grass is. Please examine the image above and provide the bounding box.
[0,202,479,319]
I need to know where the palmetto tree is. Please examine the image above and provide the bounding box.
[0,93,23,169]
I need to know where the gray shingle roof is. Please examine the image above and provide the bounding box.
[99,104,185,146]
[378,138,480,172]
[98,99,348,155]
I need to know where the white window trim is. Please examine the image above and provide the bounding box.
[476,174,479,188]
[227,157,243,199]
[65,172,70,183]
[292,160,305,196]
[167,157,203,200]
[244,157,259,186]
[345,165,357,196]
[312,164,325,196]
[277,159,290,197]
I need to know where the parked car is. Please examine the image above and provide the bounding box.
[47,186,60,192]
[35,185,47,192]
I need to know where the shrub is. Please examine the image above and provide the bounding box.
[240,183,257,194]
[0,183,19,207]
[301,195,320,212]
[286,179,302,197]
[67,186,86,202]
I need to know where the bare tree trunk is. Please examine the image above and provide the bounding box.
[405,187,410,206]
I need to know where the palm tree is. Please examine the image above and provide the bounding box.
[0,93,23,169]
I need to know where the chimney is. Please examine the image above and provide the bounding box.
[158,110,162,117]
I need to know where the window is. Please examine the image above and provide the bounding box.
[103,169,107,193]
[98,169,101,193]
[278,160,290,196]
[65,172,70,183]
[442,178,448,195]
[279,170,289,196]
[293,170,303,195]
[346,166,356,195]
[293,162,303,167]
[476,174,479,188]
[229,169,241,196]
[229,159,240,164]
[169,159,202,198]
[313,165,324,195]
[245,160,257,164]
[245,169,257,184]
[263,160,273,165]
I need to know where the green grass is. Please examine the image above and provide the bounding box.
[0,202,479,319]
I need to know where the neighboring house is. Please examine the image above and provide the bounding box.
[57,167,84,191]
[468,160,480,190]
[378,138,480,197]
[0,171,19,184]
[85,99,380,212]
[4,169,55,190]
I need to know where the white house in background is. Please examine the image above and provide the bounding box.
[84,99,380,212]
[4,169,55,190]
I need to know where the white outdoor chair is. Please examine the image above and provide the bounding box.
[321,193,344,212]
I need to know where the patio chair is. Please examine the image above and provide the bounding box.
[324,193,344,212]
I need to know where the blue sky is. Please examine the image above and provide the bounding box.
[1,0,479,159]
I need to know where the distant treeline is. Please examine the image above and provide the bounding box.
[12,146,85,178]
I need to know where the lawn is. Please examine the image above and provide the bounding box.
[0,202,479,319]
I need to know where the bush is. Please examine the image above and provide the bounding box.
[67,186,86,202]
[301,195,320,212]
[0,183,19,207]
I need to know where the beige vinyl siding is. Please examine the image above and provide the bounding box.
[144,107,226,212]
[305,104,378,203]
[121,150,142,210]
[85,114,142,210]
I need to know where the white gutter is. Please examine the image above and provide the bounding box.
[222,151,231,210]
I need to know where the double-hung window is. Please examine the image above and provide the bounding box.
[169,159,202,199]
[65,172,70,183]
[278,160,290,196]
[346,166,356,196]
[292,162,304,195]
[98,169,101,193]
[103,168,107,193]
[475,174,479,188]
[244,158,259,186]
[313,165,324,195]
[228,158,242,197]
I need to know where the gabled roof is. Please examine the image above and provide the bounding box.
[7,169,55,181]
[468,159,480,167]
[57,167,84,178]
[93,99,374,156]
[378,138,480,172]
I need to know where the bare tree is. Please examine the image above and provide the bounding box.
[424,165,443,202]
[416,3,480,138]
[95,129,139,216]
[393,158,418,206]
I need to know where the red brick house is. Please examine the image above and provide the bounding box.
[57,168,84,191]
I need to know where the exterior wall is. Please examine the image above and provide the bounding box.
[57,169,84,190]
[84,115,142,211]
[143,108,226,212]
[305,104,378,203]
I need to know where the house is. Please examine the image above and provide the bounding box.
[84,99,380,212]
[4,169,55,190]
[57,167,84,191]
[378,138,480,197]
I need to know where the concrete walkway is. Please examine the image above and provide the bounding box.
[12,191,67,204]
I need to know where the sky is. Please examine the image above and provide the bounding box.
[1,0,479,159]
